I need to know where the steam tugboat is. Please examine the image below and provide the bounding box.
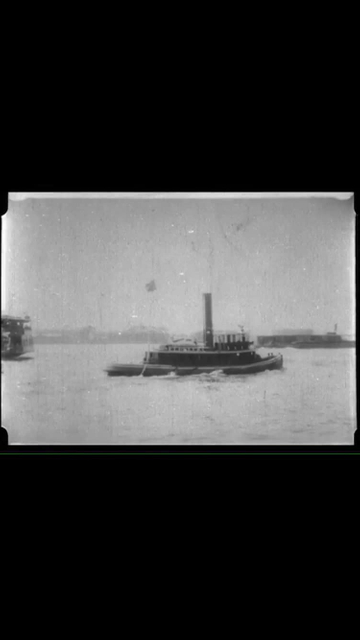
[105,293,283,377]
[1,315,34,359]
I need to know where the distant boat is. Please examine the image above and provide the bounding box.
[105,293,283,377]
[292,326,355,349]
[1,315,34,359]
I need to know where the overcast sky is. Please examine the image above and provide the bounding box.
[2,195,355,337]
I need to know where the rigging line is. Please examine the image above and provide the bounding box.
[216,215,243,256]
[214,209,248,325]
[59,214,64,329]
[199,202,214,293]
[208,228,214,294]
[214,203,252,257]
[140,290,155,377]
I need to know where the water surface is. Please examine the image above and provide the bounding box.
[2,344,356,444]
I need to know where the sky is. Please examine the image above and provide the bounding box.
[2,195,355,338]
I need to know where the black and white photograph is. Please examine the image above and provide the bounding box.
[1,192,356,446]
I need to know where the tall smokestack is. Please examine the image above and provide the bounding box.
[203,293,214,349]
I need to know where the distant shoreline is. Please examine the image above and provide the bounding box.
[32,326,171,345]
[33,337,169,345]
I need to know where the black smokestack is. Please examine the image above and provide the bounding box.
[203,293,214,349]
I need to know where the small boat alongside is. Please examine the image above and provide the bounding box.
[105,293,283,377]
[1,315,34,359]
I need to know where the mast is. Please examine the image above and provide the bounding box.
[203,293,214,349]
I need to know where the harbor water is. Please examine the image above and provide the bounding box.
[2,343,356,445]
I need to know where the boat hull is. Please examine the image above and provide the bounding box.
[1,346,33,359]
[105,354,283,377]
[106,364,175,377]
[2,352,25,359]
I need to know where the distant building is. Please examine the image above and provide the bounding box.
[33,325,170,344]
[79,326,96,342]
[258,334,305,346]
[257,328,314,346]
[273,329,313,336]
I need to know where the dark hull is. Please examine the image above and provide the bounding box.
[1,347,33,359]
[106,354,283,377]
[2,353,23,360]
